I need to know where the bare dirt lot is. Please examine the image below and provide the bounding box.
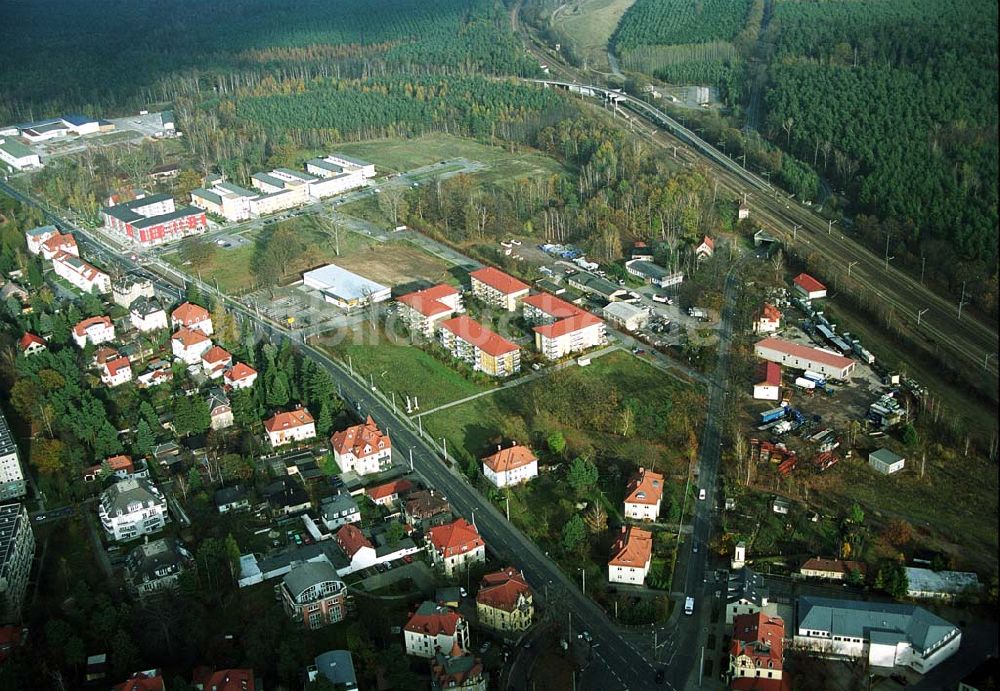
[333,241,463,293]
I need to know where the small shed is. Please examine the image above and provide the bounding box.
[869,448,905,475]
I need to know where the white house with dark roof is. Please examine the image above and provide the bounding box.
[794,596,961,674]
[98,478,168,542]
[129,297,168,333]
[726,567,775,623]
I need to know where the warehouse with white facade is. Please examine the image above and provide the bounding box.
[754,337,856,380]
[302,264,390,310]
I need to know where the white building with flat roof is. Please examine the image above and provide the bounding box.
[191,180,257,221]
[302,264,390,310]
[905,568,981,602]
[603,301,649,332]
[0,138,41,170]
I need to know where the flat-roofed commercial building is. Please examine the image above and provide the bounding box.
[0,137,41,170]
[102,193,207,246]
[191,180,257,221]
[302,264,391,310]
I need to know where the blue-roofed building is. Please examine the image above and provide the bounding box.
[794,596,961,674]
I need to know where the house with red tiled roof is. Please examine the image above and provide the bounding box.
[264,407,316,447]
[170,327,212,365]
[753,362,782,401]
[397,283,464,337]
[83,454,142,483]
[695,235,715,259]
[224,361,257,390]
[469,266,529,311]
[624,467,664,521]
[522,292,606,360]
[754,303,782,334]
[17,332,46,356]
[52,252,111,294]
[335,523,377,573]
[792,273,826,300]
[404,601,470,658]
[73,315,115,348]
[481,443,538,488]
[476,566,533,632]
[608,526,652,585]
[39,232,79,261]
[201,345,232,378]
[331,415,392,476]
[426,518,486,576]
[101,356,133,387]
[170,301,213,335]
[439,315,520,377]
[113,670,165,691]
[728,612,789,691]
[366,479,413,507]
[25,225,60,255]
[430,649,487,691]
[192,668,257,691]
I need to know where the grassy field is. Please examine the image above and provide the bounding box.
[338,133,566,187]
[318,327,490,411]
[551,0,637,71]
[423,350,703,470]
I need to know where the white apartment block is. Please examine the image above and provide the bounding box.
[191,180,257,222]
[101,357,133,387]
[469,267,529,312]
[129,297,168,333]
[98,478,169,543]
[52,253,111,294]
[0,413,27,501]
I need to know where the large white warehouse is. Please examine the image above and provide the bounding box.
[302,264,390,310]
[754,337,856,380]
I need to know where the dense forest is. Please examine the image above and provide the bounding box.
[761,0,999,313]
[0,0,536,123]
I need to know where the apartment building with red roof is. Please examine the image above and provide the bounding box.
[522,292,606,360]
[39,232,79,261]
[72,315,115,348]
[481,442,538,488]
[728,612,789,691]
[799,557,866,581]
[170,327,212,365]
[439,315,519,377]
[170,301,213,335]
[623,467,664,521]
[608,526,653,585]
[264,407,316,447]
[426,518,486,576]
[396,283,464,337]
[404,601,470,658]
[476,566,534,632]
[331,415,392,476]
[52,253,111,294]
[469,266,529,311]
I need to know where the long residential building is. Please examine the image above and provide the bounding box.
[754,337,856,380]
[52,253,111,294]
[396,284,464,338]
[439,315,519,378]
[305,153,376,180]
[0,503,35,622]
[794,596,961,674]
[522,293,605,360]
[102,193,208,246]
[469,267,529,311]
[0,413,27,501]
[190,180,258,222]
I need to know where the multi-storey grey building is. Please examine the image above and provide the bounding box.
[0,412,26,502]
[0,503,35,622]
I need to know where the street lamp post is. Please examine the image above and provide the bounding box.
[917,308,928,326]
[579,568,586,595]
[828,219,837,235]
[847,261,859,277]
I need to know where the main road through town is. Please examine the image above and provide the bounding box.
[1,178,670,690]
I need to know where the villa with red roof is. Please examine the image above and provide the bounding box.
[264,407,316,447]
[476,566,534,632]
[170,301,213,335]
[753,362,782,401]
[439,315,519,377]
[608,526,653,585]
[73,315,115,348]
[426,518,486,576]
[39,232,79,261]
[366,479,413,507]
[754,303,782,334]
[623,467,664,521]
[191,668,257,691]
[201,345,232,378]
[755,337,855,380]
[84,454,141,483]
[792,273,826,300]
[331,415,392,476]
[170,327,212,365]
[335,523,377,573]
[469,267,529,311]
[728,612,789,691]
[481,443,538,488]
[695,235,715,259]
[101,356,133,387]
[224,362,258,390]
[522,293,606,360]
[17,333,46,356]
[404,601,470,658]
[396,283,464,337]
